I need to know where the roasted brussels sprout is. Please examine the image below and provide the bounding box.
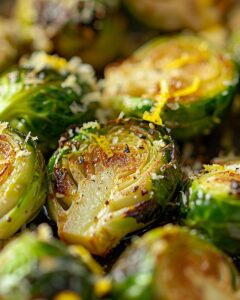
[0,122,46,239]
[103,35,238,139]
[47,118,181,256]
[0,51,99,152]
[123,0,235,31]
[180,158,240,255]
[14,0,126,70]
[111,225,240,300]
[0,225,103,300]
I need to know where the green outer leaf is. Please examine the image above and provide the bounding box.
[0,126,46,239]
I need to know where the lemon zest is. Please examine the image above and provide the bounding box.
[69,245,104,276]
[54,291,82,300]
[94,278,112,297]
[165,54,207,70]
[143,80,169,125]
[92,134,114,158]
[173,77,200,98]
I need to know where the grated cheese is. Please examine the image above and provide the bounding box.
[82,121,100,130]
[20,52,97,89]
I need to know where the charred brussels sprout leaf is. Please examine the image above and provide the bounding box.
[111,225,240,300]
[0,122,46,239]
[47,118,181,256]
[181,158,240,255]
[103,35,238,139]
[0,225,102,300]
[14,0,126,71]
[0,52,99,152]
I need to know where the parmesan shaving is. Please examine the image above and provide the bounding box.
[82,121,100,130]
[62,74,82,95]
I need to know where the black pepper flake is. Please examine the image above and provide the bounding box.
[141,189,148,196]
[7,217,12,222]
[124,144,130,153]
[133,186,139,192]
[139,146,144,150]
[105,200,109,205]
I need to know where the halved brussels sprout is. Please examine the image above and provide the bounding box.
[111,225,240,300]
[47,118,181,256]
[103,35,238,139]
[123,0,234,31]
[0,51,99,152]
[0,122,46,239]
[180,158,240,255]
[0,225,103,300]
[14,0,126,70]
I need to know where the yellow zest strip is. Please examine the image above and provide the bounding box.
[41,54,68,71]
[143,80,169,126]
[54,291,82,300]
[92,134,114,158]
[69,245,104,276]
[94,278,112,297]
[173,77,200,98]
[165,54,207,70]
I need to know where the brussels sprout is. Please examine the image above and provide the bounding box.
[0,122,46,239]
[111,225,240,300]
[14,0,126,70]
[0,225,103,300]
[103,35,238,139]
[123,0,234,31]
[0,51,99,152]
[47,118,181,256]
[180,158,240,255]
